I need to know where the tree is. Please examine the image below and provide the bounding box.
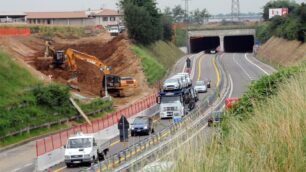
[119,0,162,45]
[164,7,172,17]
[191,8,210,24]
[263,0,299,20]
[161,15,173,41]
[172,5,185,23]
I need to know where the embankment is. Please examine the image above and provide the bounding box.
[257,36,306,66]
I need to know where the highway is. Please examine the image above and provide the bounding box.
[11,52,275,172]
[47,53,219,172]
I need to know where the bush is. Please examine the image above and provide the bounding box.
[32,84,70,108]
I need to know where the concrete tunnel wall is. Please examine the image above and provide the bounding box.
[224,35,254,53]
[190,36,220,53]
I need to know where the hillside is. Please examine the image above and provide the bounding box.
[257,37,306,66]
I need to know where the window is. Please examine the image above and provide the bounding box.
[110,17,116,21]
[103,17,108,21]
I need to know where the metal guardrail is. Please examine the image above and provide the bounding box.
[87,54,228,172]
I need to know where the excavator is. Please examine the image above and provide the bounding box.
[46,44,137,97]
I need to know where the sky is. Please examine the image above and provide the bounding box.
[0,0,305,14]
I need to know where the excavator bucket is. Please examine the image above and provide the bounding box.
[67,72,80,91]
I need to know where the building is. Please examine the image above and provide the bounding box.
[0,12,26,23]
[26,9,123,26]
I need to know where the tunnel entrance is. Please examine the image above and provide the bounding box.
[190,36,220,53]
[224,35,254,53]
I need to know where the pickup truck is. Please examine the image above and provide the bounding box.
[64,132,109,167]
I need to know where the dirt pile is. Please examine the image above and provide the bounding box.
[257,37,306,66]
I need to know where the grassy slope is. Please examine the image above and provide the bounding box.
[0,51,39,107]
[167,66,306,171]
[132,41,184,84]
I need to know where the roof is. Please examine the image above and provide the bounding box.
[96,9,122,16]
[68,132,94,139]
[0,12,26,16]
[26,11,87,19]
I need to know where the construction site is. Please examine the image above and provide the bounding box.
[0,29,154,107]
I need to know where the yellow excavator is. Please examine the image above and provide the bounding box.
[48,46,137,97]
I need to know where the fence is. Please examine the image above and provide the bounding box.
[36,94,157,157]
[0,28,31,36]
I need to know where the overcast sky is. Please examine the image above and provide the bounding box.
[0,0,305,14]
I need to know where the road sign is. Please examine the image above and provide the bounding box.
[269,8,288,19]
[118,115,129,142]
[173,115,182,124]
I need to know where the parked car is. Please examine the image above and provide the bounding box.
[130,116,154,136]
[208,111,223,127]
[194,80,207,93]
[163,78,182,91]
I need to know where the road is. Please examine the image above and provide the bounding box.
[3,52,275,172]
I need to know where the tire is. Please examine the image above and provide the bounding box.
[131,131,135,137]
[66,163,72,168]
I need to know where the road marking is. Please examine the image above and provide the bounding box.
[197,55,203,81]
[11,168,21,172]
[244,53,269,75]
[110,140,120,147]
[228,73,234,98]
[212,56,221,86]
[24,163,33,167]
[53,166,66,172]
[233,54,253,80]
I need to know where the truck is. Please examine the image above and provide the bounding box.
[64,132,109,167]
[157,86,197,119]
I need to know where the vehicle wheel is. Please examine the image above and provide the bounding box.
[151,128,155,134]
[131,132,135,137]
[66,163,72,168]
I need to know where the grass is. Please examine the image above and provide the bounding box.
[132,41,184,84]
[175,29,187,47]
[132,45,166,84]
[160,68,306,171]
[0,124,70,148]
[0,50,39,107]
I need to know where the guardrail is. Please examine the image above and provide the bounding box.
[91,54,228,171]
[36,94,157,157]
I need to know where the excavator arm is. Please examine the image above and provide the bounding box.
[65,48,111,75]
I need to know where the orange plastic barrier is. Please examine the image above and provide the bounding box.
[36,94,157,157]
[225,97,239,110]
[0,28,31,36]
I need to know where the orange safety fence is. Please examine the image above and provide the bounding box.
[36,93,157,157]
[0,28,31,36]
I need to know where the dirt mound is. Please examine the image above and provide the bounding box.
[257,37,306,66]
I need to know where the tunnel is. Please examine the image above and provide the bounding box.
[224,35,254,53]
[190,36,220,53]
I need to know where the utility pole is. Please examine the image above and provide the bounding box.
[231,0,240,22]
[183,0,191,53]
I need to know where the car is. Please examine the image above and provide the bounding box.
[208,111,223,127]
[176,72,192,86]
[130,116,154,136]
[171,75,188,88]
[163,78,182,90]
[194,80,207,93]
[210,49,216,54]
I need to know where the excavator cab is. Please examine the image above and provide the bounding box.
[53,50,65,67]
[102,75,137,97]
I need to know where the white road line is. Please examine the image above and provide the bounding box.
[233,54,253,80]
[24,163,33,167]
[11,167,21,172]
[244,53,269,75]
[228,73,234,98]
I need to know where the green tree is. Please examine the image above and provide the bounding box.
[161,15,173,41]
[120,0,162,45]
[263,0,299,20]
[172,5,185,23]
[191,8,210,24]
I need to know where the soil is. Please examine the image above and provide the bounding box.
[0,32,154,107]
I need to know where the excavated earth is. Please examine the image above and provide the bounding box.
[0,33,153,107]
